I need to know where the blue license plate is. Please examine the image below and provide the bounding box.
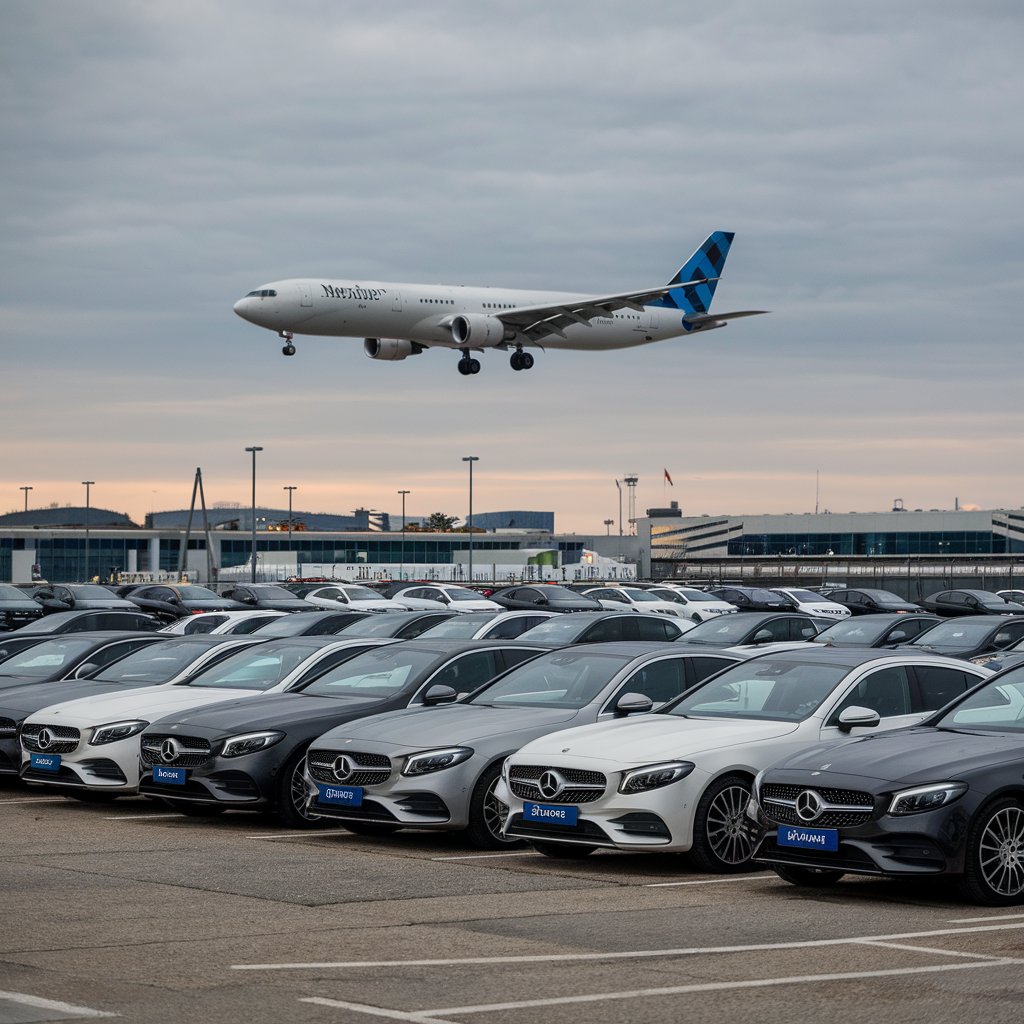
[316,783,363,807]
[523,801,578,827]
[152,766,187,786]
[777,825,839,852]
[29,752,61,773]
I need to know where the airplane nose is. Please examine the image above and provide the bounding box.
[233,298,247,317]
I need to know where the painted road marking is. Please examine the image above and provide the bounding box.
[645,874,767,887]
[104,813,183,820]
[0,989,116,1018]
[431,852,538,861]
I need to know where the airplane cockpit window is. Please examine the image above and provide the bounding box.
[245,289,277,298]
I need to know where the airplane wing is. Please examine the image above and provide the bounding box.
[490,281,765,343]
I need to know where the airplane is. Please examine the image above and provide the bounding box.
[232,231,766,376]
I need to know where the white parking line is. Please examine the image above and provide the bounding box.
[302,997,457,1023]
[950,912,1024,923]
[0,797,66,804]
[0,988,116,1018]
[645,874,767,887]
[232,920,1024,970]
[246,833,335,840]
[430,852,538,861]
[104,813,183,820]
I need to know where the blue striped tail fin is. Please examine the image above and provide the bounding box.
[648,231,735,314]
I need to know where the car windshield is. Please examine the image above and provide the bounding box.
[443,588,487,602]
[250,586,300,599]
[0,637,96,676]
[339,587,382,601]
[812,620,889,645]
[622,589,660,602]
[648,589,687,603]
[176,586,222,600]
[185,642,319,690]
[939,666,1024,732]
[783,590,826,602]
[667,659,849,721]
[0,585,31,602]
[911,621,1000,649]
[517,617,597,641]
[299,647,438,698]
[416,614,495,638]
[341,615,424,637]
[66,585,119,599]
[680,617,764,645]
[470,650,630,709]
[89,640,214,683]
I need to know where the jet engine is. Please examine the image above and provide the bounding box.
[363,338,421,361]
[449,314,513,348]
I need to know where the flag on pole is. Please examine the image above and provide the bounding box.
[664,468,674,486]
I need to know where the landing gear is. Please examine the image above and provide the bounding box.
[279,331,296,356]
[510,349,534,371]
[457,353,481,376]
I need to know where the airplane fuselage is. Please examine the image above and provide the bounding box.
[233,279,693,352]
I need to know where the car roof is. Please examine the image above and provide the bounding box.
[742,647,967,669]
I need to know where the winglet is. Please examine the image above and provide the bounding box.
[649,231,735,314]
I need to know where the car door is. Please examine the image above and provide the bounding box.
[910,664,986,712]
[414,650,502,701]
[599,656,692,714]
[820,664,922,739]
[74,637,165,677]
[634,616,683,641]
[580,617,632,642]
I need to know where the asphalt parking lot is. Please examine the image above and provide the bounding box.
[2,784,1024,1024]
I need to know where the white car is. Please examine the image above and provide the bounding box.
[414,609,560,640]
[771,588,852,619]
[581,587,694,620]
[300,584,399,613]
[498,648,991,871]
[388,585,503,613]
[643,586,739,622]
[19,636,396,797]
[160,610,288,635]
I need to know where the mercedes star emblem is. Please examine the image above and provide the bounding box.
[538,770,566,800]
[795,789,825,822]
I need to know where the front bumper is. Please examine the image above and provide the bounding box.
[19,731,141,792]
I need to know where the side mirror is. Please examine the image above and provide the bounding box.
[421,684,458,706]
[74,662,100,679]
[535,595,548,606]
[614,691,655,716]
[837,705,881,732]
[751,630,774,643]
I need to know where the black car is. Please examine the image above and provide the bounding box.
[675,612,828,648]
[137,639,551,826]
[487,585,603,613]
[517,611,689,644]
[749,661,1024,905]
[218,584,318,613]
[899,615,1024,660]
[921,589,1024,617]
[707,587,791,612]
[0,584,45,631]
[808,613,942,648]
[249,610,375,637]
[19,583,139,615]
[125,584,247,623]
[0,633,261,776]
[335,611,456,640]
[9,609,162,634]
[825,588,925,615]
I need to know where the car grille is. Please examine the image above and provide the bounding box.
[760,782,875,828]
[21,724,81,754]
[509,764,607,804]
[307,749,392,787]
[141,734,213,768]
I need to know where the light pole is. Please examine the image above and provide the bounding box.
[81,480,94,582]
[603,518,613,536]
[615,479,623,537]
[283,485,297,542]
[245,447,263,582]
[462,457,479,583]
[398,489,410,581]
[19,486,32,512]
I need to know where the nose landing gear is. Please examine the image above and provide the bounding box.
[510,349,534,371]
[279,331,296,356]
[457,353,481,376]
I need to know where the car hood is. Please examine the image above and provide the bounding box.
[0,680,160,719]
[516,715,801,766]
[768,728,1024,788]
[147,691,393,738]
[23,684,265,726]
[313,703,583,752]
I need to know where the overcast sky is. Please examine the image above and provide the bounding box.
[2,1,1021,532]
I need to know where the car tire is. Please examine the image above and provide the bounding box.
[464,763,523,850]
[686,773,758,873]
[531,840,597,859]
[772,864,845,888]
[958,798,1024,906]
[161,799,226,817]
[275,749,340,830]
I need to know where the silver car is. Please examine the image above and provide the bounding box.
[303,642,747,848]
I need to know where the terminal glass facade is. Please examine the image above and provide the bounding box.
[727,531,1020,557]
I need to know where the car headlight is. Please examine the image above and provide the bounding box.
[501,755,513,782]
[220,731,285,758]
[888,782,967,816]
[402,747,474,776]
[619,760,695,794]
[89,720,149,746]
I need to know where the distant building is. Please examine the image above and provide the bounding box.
[0,507,138,529]
[145,507,390,532]
[473,511,554,532]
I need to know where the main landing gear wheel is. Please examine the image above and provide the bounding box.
[282,344,296,356]
[458,356,481,376]
[510,351,534,371]
[279,331,295,356]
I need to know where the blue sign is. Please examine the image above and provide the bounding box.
[152,766,187,786]
[29,752,60,773]
[316,783,363,807]
[523,801,578,827]
[777,826,839,852]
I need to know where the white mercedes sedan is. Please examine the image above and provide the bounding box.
[498,648,990,872]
